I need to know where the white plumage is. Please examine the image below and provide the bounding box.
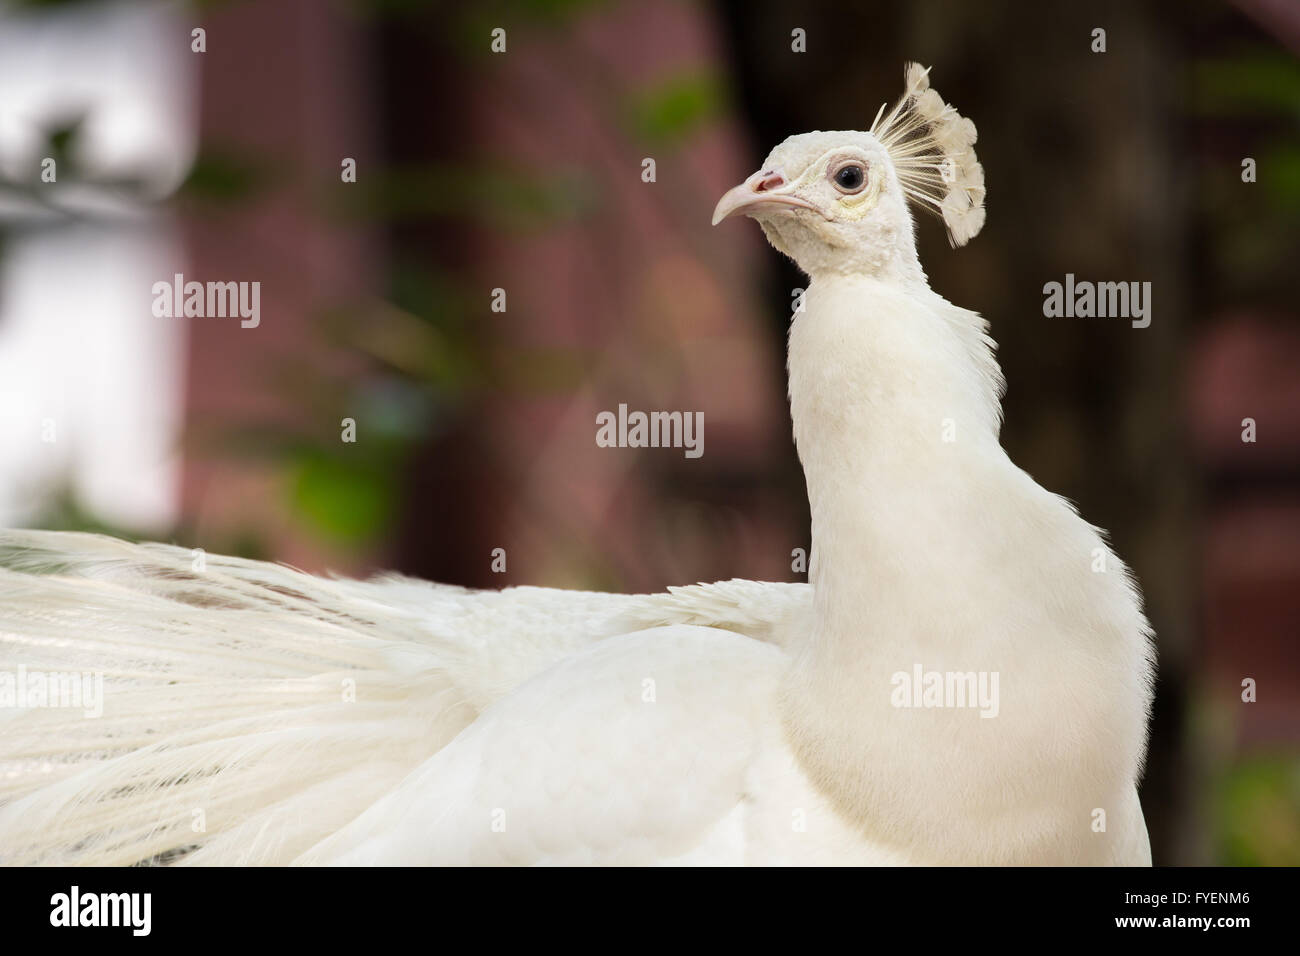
[0,64,1154,866]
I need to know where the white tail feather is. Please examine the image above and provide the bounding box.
[0,531,810,864]
[0,532,476,865]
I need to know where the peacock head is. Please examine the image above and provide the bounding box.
[712,63,985,278]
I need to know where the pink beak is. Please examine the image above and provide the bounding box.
[711,168,829,225]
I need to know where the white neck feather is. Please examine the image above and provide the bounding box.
[789,271,1003,633]
[780,268,1152,864]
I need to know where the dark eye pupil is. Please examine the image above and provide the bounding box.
[836,165,864,189]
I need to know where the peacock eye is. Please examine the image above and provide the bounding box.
[831,163,866,193]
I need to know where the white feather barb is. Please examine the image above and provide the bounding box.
[0,530,810,864]
[871,62,986,246]
[0,531,478,865]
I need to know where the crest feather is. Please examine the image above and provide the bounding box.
[871,63,986,247]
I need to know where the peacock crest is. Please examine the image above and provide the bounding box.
[871,63,987,247]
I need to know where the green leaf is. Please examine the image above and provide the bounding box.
[1217,753,1300,865]
[1193,54,1300,118]
[291,456,394,544]
[628,70,726,146]
[181,151,271,205]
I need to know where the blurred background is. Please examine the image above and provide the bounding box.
[0,0,1296,864]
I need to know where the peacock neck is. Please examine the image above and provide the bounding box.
[779,268,1013,853]
[778,269,1148,865]
[786,269,1006,655]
